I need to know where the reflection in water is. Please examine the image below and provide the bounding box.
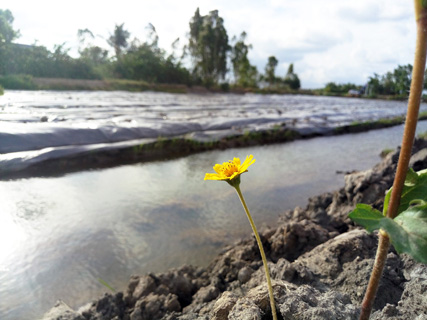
[1,121,427,319]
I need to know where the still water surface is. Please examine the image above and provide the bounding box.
[1,120,427,319]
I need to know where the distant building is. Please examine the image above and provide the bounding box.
[348,84,367,97]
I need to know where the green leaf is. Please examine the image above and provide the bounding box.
[409,199,426,206]
[383,187,391,216]
[404,168,419,186]
[348,204,383,232]
[349,203,427,263]
[380,204,427,264]
[350,169,427,263]
[383,169,427,216]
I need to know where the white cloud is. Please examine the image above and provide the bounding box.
[1,0,419,88]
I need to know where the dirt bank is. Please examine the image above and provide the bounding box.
[41,139,427,320]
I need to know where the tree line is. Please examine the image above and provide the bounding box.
[0,8,301,90]
[321,64,427,99]
[366,64,415,97]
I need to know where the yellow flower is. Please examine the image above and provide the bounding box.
[204,155,256,182]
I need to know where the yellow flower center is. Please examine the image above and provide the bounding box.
[221,162,239,177]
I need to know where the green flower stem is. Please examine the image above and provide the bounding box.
[359,3,427,319]
[234,184,278,320]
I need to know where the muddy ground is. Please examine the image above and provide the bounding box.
[42,139,427,320]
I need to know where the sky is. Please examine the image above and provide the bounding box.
[1,0,416,89]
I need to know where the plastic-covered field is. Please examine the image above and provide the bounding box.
[0,90,421,173]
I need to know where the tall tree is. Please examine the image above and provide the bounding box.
[145,23,159,47]
[283,63,301,89]
[188,8,230,86]
[231,32,258,88]
[0,9,19,74]
[393,64,412,95]
[76,28,109,79]
[108,23,130,58]
[113,23,191,85]
[0,9,19,43]
[79,46,109,65]
[77,29,109,66]
[77,28,95,48]
[367,64,413,96]
[264,56,278,86]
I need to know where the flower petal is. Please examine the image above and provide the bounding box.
[233,157,241,167]
[204,173,224,180]
[240,155,255,172]
[213,163,224,174]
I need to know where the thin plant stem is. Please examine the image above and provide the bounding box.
[359,3,427,319]
[359,232,390,320]
[234,185,278,320]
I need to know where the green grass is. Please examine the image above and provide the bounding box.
[0,74,38,90]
